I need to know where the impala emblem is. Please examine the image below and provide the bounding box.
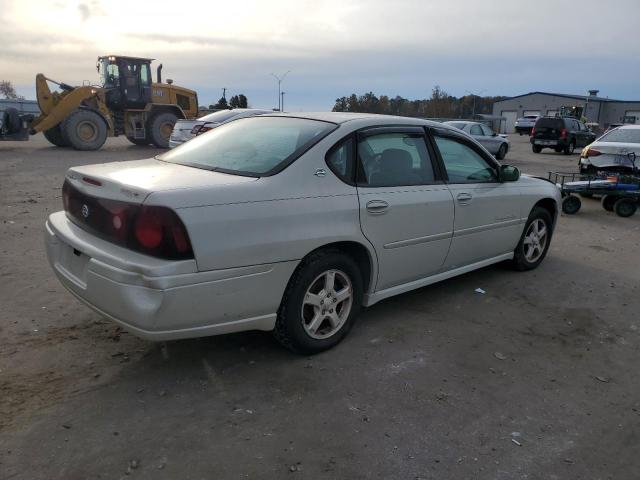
[81,204,90,218]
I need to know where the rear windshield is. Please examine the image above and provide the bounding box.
[446,122,466,130]
[157,117,337,176]
[198,110,244,123]
[599,128,640,144]
[535,118,563,129]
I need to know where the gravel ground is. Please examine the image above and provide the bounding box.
[1,133,639,479]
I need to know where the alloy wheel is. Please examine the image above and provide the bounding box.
[301,269,353,340]
[523,219,548,263]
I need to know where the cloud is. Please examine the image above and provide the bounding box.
[77,0,105,22]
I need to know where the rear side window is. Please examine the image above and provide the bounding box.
[357,132,435,187]
[433,135,498,184]
[470,124,483,135]
[326,137,354,182]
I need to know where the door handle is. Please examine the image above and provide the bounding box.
[366,200,389,214]
[456,192,473,204]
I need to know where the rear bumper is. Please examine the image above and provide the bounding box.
[45,211,297,341]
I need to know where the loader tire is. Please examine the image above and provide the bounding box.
[148,112,178,148]
[43,125,70,147]
[63,109,108,151]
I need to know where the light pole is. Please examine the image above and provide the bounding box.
[465,89,487,118]
[271,70,291,111]
[281,91,285,112]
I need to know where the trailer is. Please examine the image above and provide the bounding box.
[550,170,640,218]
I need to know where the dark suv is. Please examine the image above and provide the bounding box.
[530,117,596,155]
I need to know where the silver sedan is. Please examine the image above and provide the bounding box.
[169,108,271,148]
[444,121,510,159]
[45,113,560,354]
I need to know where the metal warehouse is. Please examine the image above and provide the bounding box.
[492,90,640,133]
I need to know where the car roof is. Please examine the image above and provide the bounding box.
[267,111,456,129]
[617,124,640,129]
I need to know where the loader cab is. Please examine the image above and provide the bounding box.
[97,56,153,110]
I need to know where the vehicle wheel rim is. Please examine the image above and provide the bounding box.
[77,121,97,142]
[618,202,633,216]
[523,219,548,263]
[301,269,353,340]
[160,122,174,140]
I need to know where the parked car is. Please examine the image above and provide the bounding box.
[530,116,596,155]
[169,108,271,148]
[514,115,539,135]
[444,121,510,159]
[45,113,561,354]
[579,125,640,174]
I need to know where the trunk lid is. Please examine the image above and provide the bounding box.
[169,119,198,145]
[587,142,640,169]
[65,158,257,204]
[532,118,564,140]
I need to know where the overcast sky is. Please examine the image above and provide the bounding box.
[2,0,639,111]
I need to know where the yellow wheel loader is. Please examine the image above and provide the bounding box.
[29,55,198,150]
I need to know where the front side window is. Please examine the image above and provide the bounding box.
[158,117,336,176]
[357,132,435,187]
[480,124,494,136]
[434,136,498,184]
[470,124,483,136]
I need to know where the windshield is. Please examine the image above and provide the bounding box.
[97,57,119,87]
[599,128,640,144]
[158,116,337,176]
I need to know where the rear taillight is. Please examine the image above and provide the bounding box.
[530,127,536,136]
[585,148,602,157]
[560,128,568,139]
[62,180,193,260]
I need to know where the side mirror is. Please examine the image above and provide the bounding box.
[492,132,497,137]
[499,165,520,182]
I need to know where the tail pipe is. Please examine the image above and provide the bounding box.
[157,64,163,83]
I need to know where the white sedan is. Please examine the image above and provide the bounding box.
[45,113,561,354]
[579,125,640,174]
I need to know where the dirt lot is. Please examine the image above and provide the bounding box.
[1,133,639,479]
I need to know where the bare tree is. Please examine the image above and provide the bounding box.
[0,80,19,99]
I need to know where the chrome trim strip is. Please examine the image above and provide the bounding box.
[453,218,524,238]
[384,231,452,249]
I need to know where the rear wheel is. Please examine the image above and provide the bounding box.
[148,112,178,148]
[601,195,618,212]
[563,141,575,155]
[274,250,363,354]
[562,195,581,214]
[43,124,70,147]
[532,145,542,154]
[613,198,637,218]
[512,207,553,271]
[63,109,108,150]
[496,143,507,160]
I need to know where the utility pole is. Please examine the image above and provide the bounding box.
[222,87,227,100]
[270,71,291,111]
[465,89,487,118]
[281,91,285,112]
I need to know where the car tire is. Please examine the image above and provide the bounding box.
[601,195,618,212]
[148,112,178,148]
[564,141,576,155]
[613,198,637,218]
[274,249,363,354]
[63,109,108,151]
[512,207,553,271]
[43,124,70,147]
[532,145,542,154]
[562,195,581,214]
[496,143,507,160]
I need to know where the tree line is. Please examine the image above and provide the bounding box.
[208,94,249,110]
[332,86,507,119]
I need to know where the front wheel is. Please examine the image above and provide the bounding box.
[563,141,576,155]
[274,250,363,354]
[62,109,108,151]
[496,143,507,160]
[512,207,553,271]
[43,125,70,147]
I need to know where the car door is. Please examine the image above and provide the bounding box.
[469,123,491,151]
[431,129,523,270]
[355,127,454,291]
[480,123,502,154]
